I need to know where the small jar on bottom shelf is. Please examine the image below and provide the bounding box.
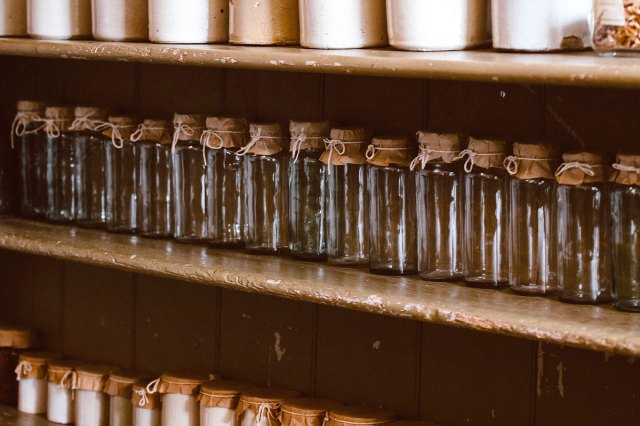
[15,351,63,414]
[199,380,250,426]
[43,107,75,223]
[73,365,117,426]
[280,398,343,426]
[413,132,464,281]
[556,151,612,304]
[506,143,560,295]
[202,117,249,247]
[322,127,370,266]
[134,120,174,238]
[366,137,417,275]
[324,406,397,426]
[171,114,208,242]
[611,154,640,311]
[27,0,92,40]
[288,120,331,260]
[461,138,510,287]
[0,325,37,407]
[236,387,300,426]
[47,360,79,425]
[229,0,299,45]
[240,123,290,254]
[104,371,147,426]
[103,116,140,233]
[131,381,161,426]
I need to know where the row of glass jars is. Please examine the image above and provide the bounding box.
[12,101,640,311]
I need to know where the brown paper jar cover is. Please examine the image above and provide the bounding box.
[236,387,301,422]
[506,142,559,180]
[290,120,331,151]
[204,116,250,149]
[173,113,206,141]
[611,153,640,186]
[104,371,149,398]
[71,106,109,131]
[47,360,81,386]
[132,381,161,410]
[229,0,300,45]
[101,115,138,140]
[244,123,287,156]
[156,371,218,396]
[320,127,370,166]
[324,406,397,426]
[280,397,344,426]
[16,351,63,379]
[556,151,609,185]
[0,325,37,349]
[199,380,252,409]
[464,137,508,170]
[131,119,172,144]
[416,132,462,164]
[45,106,74,132]
[366,137,413,168]
[74,365,119,392]
[17,100,46,113]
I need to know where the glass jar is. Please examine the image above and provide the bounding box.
[592,0,640,56]
[322,127,370,266]
[132,382,161,426]
[73,365,116,426]
[506,143,559,295]
[47,360,78,425]
[324,407,397,426]
[280,398,343,426]
[171,114,207,243]
[229,0,299,45]
[413,132,464,281]
[366,137,417,275]
[0,325,37,406]
[12,100,45,218]
[103,116,140,233]
[611,154,640,311]
[239,123,290,254]
[236,387,300,426]
[0,0,27,36]
[15,351,63,415]
[148,0,228,43]
[105,371,146,426]
[27,0,91,39]
[202,117,249,247]
[199,380,249,426]
[461,138,510,287]
[556,151,612,304]
[288,120,331,260]
[92,0,148,41]
[134,120,174,238]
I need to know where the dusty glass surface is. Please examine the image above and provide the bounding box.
[173,140,208,242]
[138,141,173,238]
[611,184,640,311]
[206,147,244,246]
[105,141,138,233]
[74,133,108,228]
[19,130,47,219]
[46,132,76,222]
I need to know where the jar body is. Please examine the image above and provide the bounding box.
[19,131,48,219]
[611,184,640,310]
[288,150,327,260]
[47,133,76,223]
[133,407,160,426]
[138,141,173,238]
[557,183,611,303]
[229,0,299,45]
[172,141,208,242]
[416,162,464,280]
[110,395,132,426]
[368,164,417,275]
[509,178,557,294]
[464,168,509,286]
[0,347,19,405]
[0,0,27,36]
[75,389,109,426]
[206,147,244,246]
[200,406,234,426]
[244,154,289,254]
[300,0,387,48]
[47,383,74,424]
[91,0,148,41]
[591,0,640,56]
[387,0,490,51]
[326,164,369,266]
[105,140,139,233]
[75,132,108,228]
[148,0,228,43]
[27,0,91,39]
[162,393,199,426]
[18,377,47,414]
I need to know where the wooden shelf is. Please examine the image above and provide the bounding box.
[1,38,640,89]
[0,405,52,425]
[1,218,639,356]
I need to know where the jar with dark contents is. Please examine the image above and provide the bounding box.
[0,324,37,406]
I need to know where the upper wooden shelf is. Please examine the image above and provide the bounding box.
[1,38,640,89]
[1,218,639,357]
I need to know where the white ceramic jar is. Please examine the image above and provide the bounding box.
[386,0,490,51]
[27,0,92,40]
[0,0,27,36]
[47,360,79,425]
[237,388,300,426]
[73,365,116,426]
[131,382,161,426]
[104,371,146,426]
[148,0,228,43]
[91,0,148,41]
[229,0,299,45]
[492,0,591,51]
[299,0,388,49]
[199,380,249,426]
[15,352,63,415]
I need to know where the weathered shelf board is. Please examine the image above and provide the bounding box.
[0,405,52,425]
[1,218,639,356]
[1,38,640,88]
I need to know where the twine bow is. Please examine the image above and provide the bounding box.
[171,122,201,154]
[237,128,283,157]
[23,117,64,139]
[14,360,32,380]
[60,370,77,390]
[130,124,168,142]
[290,130,325,162]
[454,149,507,173]
[504,155,556,176]
[94,121,135,149]
[70,112,100,132]
[256,402,281,423]
[200,130,225,166]
[555,161,596,177]
[135,387,150,407]
[409,146,461,171]
[11,112,40,149]
[323,138,366,173]
[146,377,161,394]
[612,163,640,174]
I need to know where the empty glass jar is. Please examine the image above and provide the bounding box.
[171,114,207,242]
[103,116,139,233]
[366,137,416,275]
[239,123,289,254]
[202,117,249,247]
[611,154,640,311]
[322,127,370,266]
[288,120,331,260]
[44,107,75,223]
[413,132,464,281]
[461,137,510,287]
[556,151,611,304]
[134,119,174,238]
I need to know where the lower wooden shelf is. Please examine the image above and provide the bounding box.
[0,217,639,356]
[0,405,51,425]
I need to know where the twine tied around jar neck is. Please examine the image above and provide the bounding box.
[455,149,508,173]
[70,112,101,132]
[145,377,161,394]
[365,144,410,161]
[323,138,367,174]
[291,131,325,162]
[555,161,603,177]
[59,370,77,390]
[504,155,556,176]
[130,123,169,142]
[256,402,282,423]
[236,127,282,157]
[135,387,150,407]
[409,147,462,171]
[171,122,206,155]
[14,360,32,380]
[11,112,41,149]
[94,121,136,149]
[612,162,640,174]
[23,117,66,139]
[200,130,247,165]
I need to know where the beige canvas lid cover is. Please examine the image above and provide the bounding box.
[199,380,252,408]
[16,100,46,113]
[130,119,172,144]
[556,151,608,185]
[414,132,462,168]
[74,365,118,392]
[203,116,250,149]
[324,406,397,426]
[47,360,81,387]
[290,120,331,151]
[366,137,413,168]
[44,106,74,132]
[236,387,301,423]
[104,371,149,398]
[0,324,37,349]
[70,106,110,131]
[238,122,286,156]
[101,115,138,140]
[505,143,559,180]
[320,127,370,166]
[132,381,161,410]
[15,351,63,379]
[154,371,218,396]
[611,153,640,186]
[280,397,343,426]
[460,137,508,171]
[173,113,206,141]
